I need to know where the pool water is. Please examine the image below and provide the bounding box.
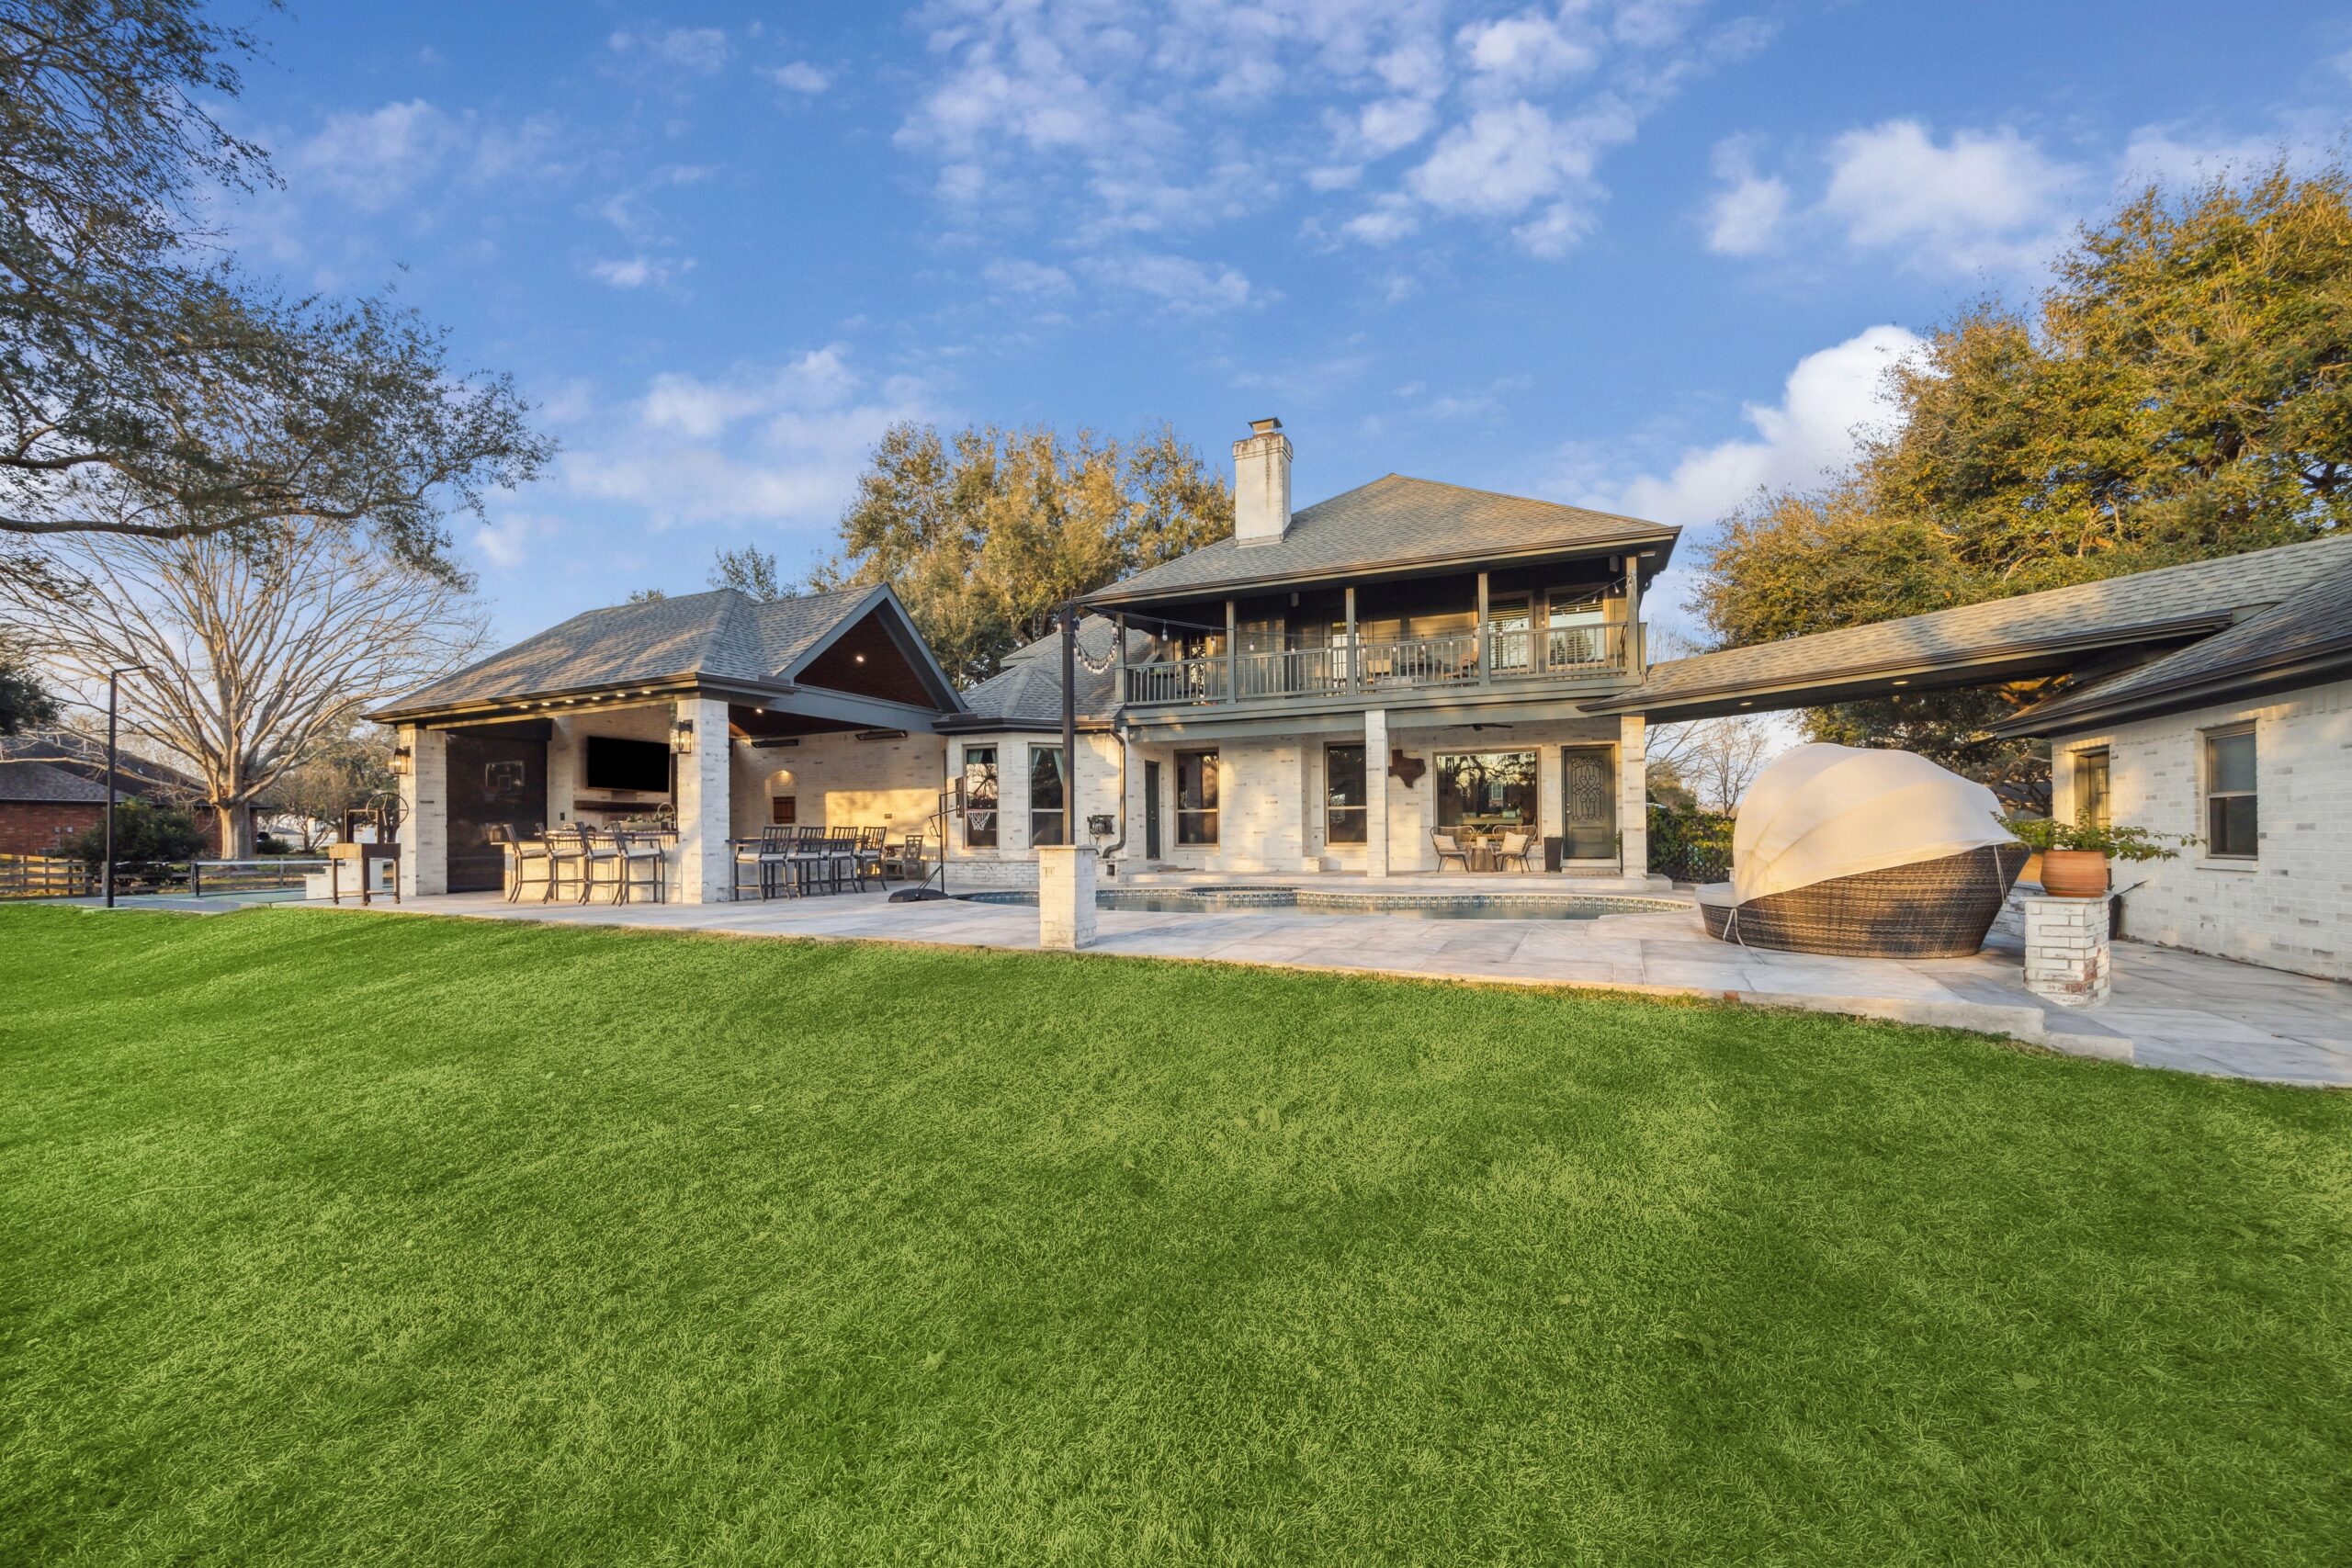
[957,886,1683,920]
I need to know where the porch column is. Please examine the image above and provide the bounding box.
[1363,708,1390,879]
[673,695,733,903]
[1617,714,1647,879]
[397,725,448,896]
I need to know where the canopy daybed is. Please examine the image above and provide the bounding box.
[1695,744,2027,959]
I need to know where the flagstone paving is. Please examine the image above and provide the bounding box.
[257,885,2352,1089]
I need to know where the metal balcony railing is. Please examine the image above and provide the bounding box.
[1123,623,1636,708]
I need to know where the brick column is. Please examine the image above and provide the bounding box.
[1037,843,1097,950]
[398,725,448,896]
[1617,714,1647,877]
[1363,708,1389,879]
[672,695,733,903]
[2024,896,2110,1007]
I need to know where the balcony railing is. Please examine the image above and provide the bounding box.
[1124,623,1635,708]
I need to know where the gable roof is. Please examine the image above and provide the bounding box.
[1086,474,1677,606]
[0,733,196,799]
[1593,536,2352,721]
[0,758,114,804]
[944,616,1143,731]
[1996,551,2352,735]
[372,584,963,721]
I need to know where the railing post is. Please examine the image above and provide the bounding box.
[191,861,201,899]
[1476,572,1491,687]
[1344,587,1359,694]
[1224,599,1238,704]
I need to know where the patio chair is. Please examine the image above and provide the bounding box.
[614,829,666,904]
[852,825,888,889]
[733,825,796,901]
[543,827,591,902]
[1431,830,1471,873]
[1493,831,1533,873]
[880,832,926,885]
[784,827,847,896]
[491,824,550,904]
[579,827,627,904]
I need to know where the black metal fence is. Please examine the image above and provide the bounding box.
[1647,807,1734,886]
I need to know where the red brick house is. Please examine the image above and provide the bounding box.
[0,757,114,855]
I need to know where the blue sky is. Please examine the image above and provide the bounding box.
[210,1,2351,642]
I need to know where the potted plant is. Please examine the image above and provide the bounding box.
[2000,814,2193,897]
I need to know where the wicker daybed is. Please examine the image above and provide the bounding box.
[1698,744,2027,960]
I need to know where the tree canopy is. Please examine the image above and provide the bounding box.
[1,0,550,576]
[1694,159,2352,805]
[811,422,1233,685]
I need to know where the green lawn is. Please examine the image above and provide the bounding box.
[2,906,2346,1565]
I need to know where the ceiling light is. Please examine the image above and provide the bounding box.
[854,653,866,663]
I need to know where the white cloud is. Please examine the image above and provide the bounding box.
[1576,324,1923,527]
[2115,123,2318,190]
[561,347,933,530]
[608,27,730,73]
[1821,119,2077,273]
[1355,96,1437,157]
[1703,140,1786,255]
[763,61,831,95]
[587,255,693,288]
[1340,194,1419,246]
[1087,252,1261,314]
[473,513,561,570]
[982,258,1075,296]
[1457,8,1599,86]
[289,99,567,212]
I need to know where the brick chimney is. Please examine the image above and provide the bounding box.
[1232,416,1291,547]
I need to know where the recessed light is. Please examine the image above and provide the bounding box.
[854,653,866,663]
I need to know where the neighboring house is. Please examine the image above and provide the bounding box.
[941,419,1672,887]
[0,756,117,855]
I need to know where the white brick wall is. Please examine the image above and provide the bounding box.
[672,696,732,903]
[734,730,945,840]
[2049,678,2352,981]
[2024,896,2110,1006]
[396,725,448,896]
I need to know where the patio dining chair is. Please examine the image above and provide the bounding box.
[1494,830,1533,873]
[614,829,667,904]
[852,826,888,889]
[783,827,847,896]
[1431,830,1471,873]
[490,824,551,904]
[880,832,926,885]
[734,825,796,901]
[543,827,591,902]
[579,827,627,904]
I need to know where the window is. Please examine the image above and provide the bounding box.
[1029,745,1068,846]
[1435,751,1538,833]
[962,746,999,848]
[771,795,797,825]
[2072,748,2110,829]
[2202,727,2257,859]
[1176,749,1219,845]
[1487,594,1532,671]
[1325,744,1367,844]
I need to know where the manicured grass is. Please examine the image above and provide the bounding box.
[2,906,2346,1564]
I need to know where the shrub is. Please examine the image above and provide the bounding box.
[70,800,208,872]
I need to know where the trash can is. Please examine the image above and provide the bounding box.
[1543,836,1564,874]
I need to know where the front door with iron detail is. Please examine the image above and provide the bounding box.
[1559,746,1616,861]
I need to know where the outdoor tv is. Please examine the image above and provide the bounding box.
[584,736,672,794]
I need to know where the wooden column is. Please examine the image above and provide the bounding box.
[1225,598,1238,704]
[1114,612,1128,706]
[1344,586,1358,694]
[1624,553,1645,675]
[1476,570,1491,685]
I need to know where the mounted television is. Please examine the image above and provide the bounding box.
[584,736,672,794]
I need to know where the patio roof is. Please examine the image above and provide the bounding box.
[1591,536,2352,723]
[371,583,965,727]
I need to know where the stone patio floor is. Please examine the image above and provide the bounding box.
[205,884,2352,1090]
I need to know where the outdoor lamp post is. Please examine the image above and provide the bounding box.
[102,666,141,908]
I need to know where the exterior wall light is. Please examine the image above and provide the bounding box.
[669,716,697,754]
[390,745,414,777]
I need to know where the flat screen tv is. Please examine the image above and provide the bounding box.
[584,736,672,794]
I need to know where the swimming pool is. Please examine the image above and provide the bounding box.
[958,886,1687,921]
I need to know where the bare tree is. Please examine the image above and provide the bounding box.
[0,521,485,855]
[1650,714,1782,814]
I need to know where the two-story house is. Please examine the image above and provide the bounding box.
[939,419,1674,888]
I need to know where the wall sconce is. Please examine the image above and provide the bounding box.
[669,716,696,754]
[390,745,413,777]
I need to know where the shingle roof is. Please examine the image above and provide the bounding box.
[950,616,1140,728]
[1599,536,2352,715]
[1087,474,1676,604]
[375,585,892,716]
[2000,552,2352,733]
[0,758,112,804]
[0,733,194,797]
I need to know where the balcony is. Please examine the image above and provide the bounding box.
[1123,623,1637,709]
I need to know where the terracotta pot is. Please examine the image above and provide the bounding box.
[2040,848,2110,898]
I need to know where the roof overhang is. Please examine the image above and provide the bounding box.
[1084,529,1678,611]
[1992,638,2352,738]
[1590,614,2235,723]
